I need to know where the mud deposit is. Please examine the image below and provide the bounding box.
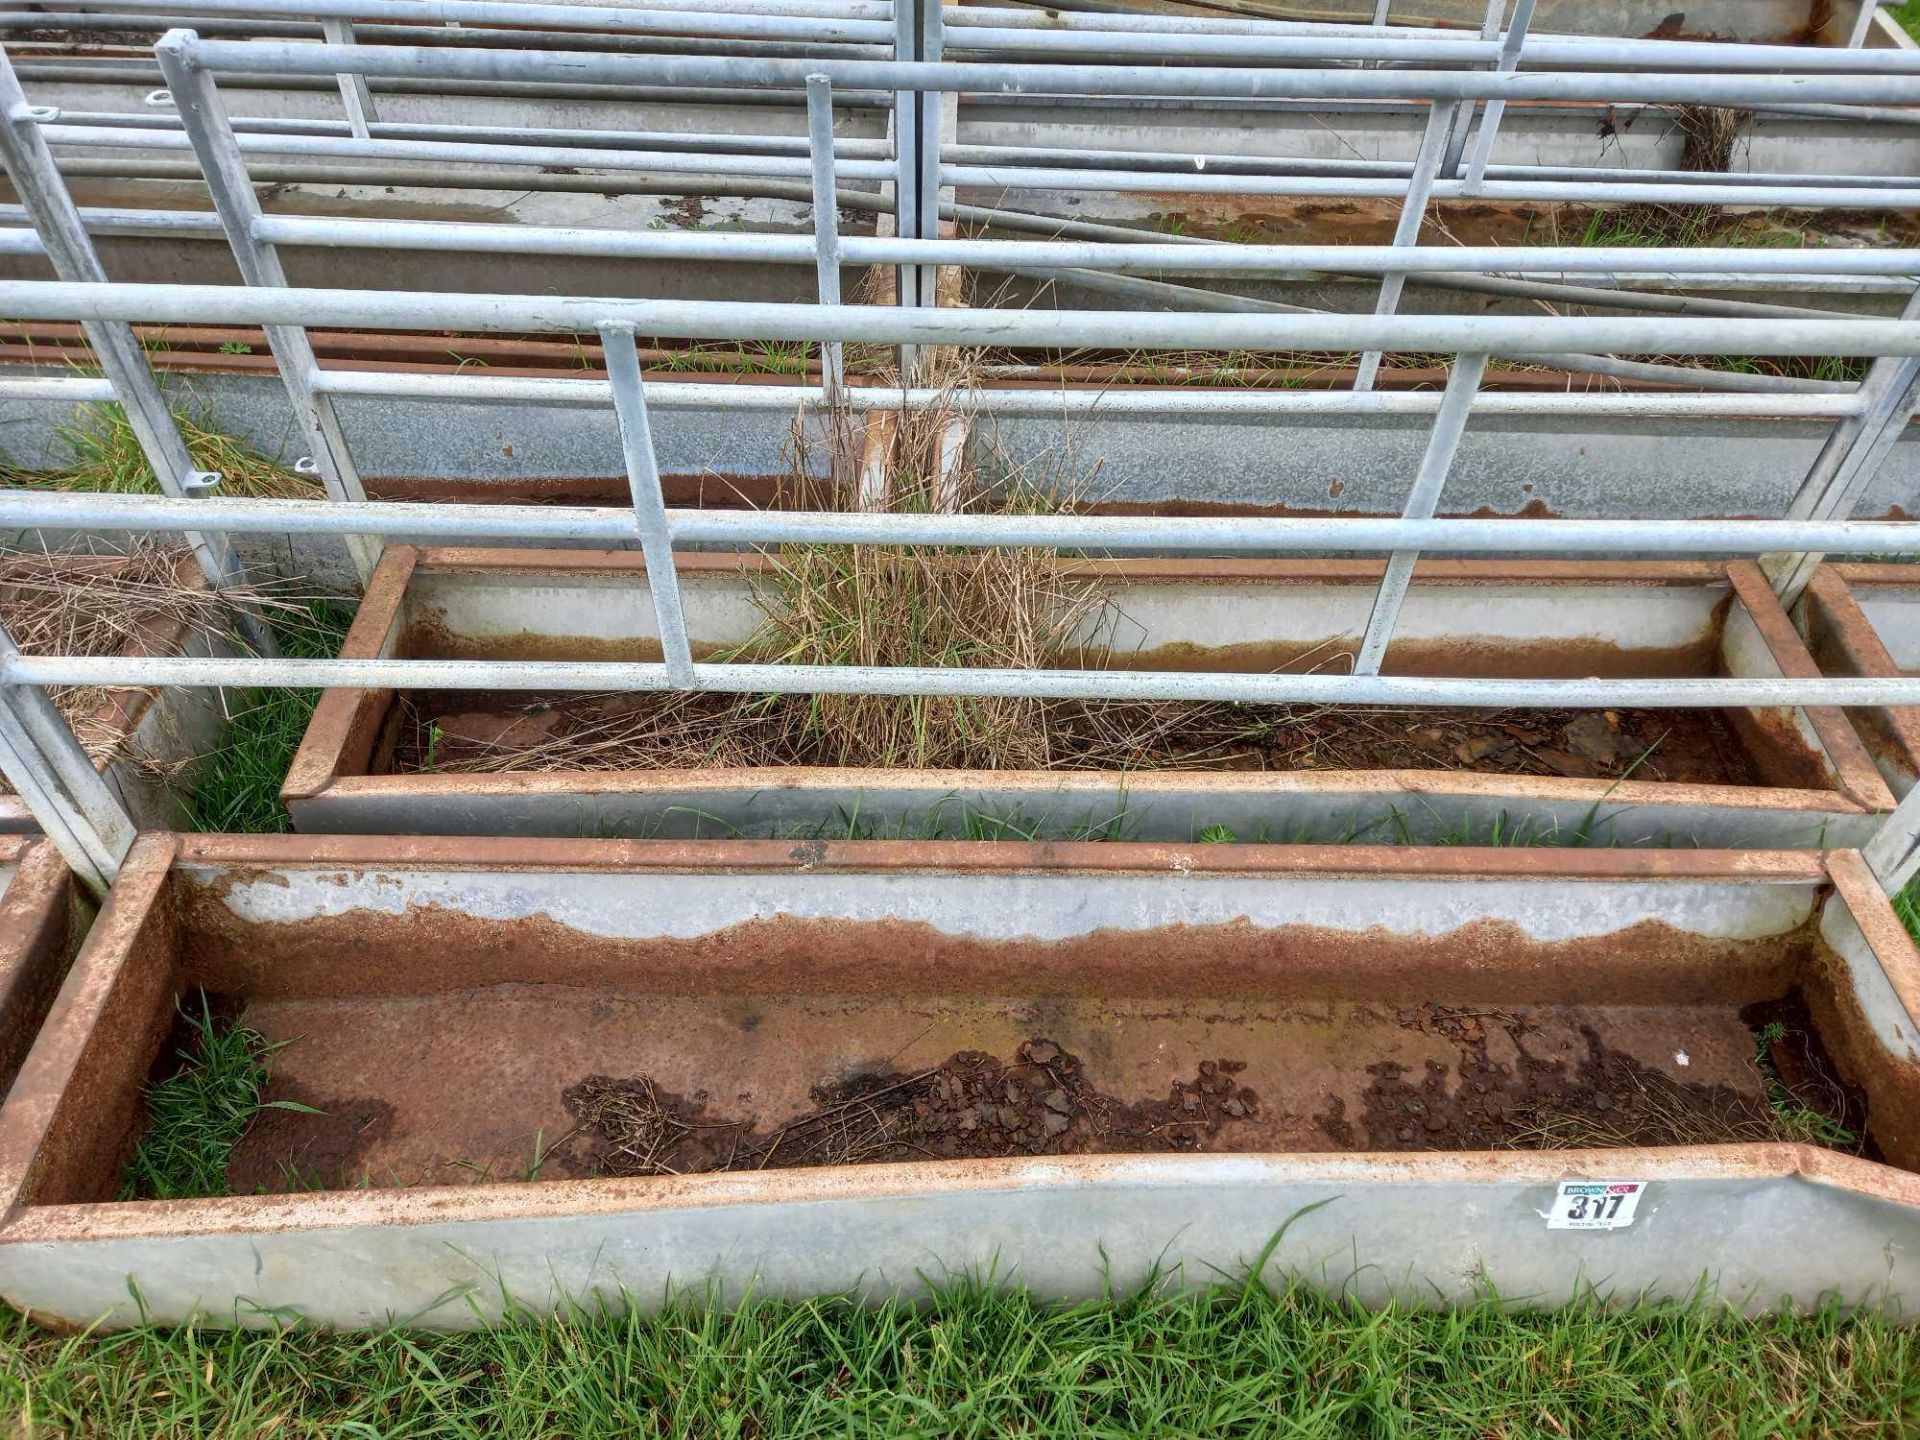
[209,987,1866,1195]
[387,691,1764,786]
[1334,992,1865,1153]
[561,1038,1263,1176]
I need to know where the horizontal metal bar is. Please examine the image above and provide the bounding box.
[53,108,898,160]
[12,650,1920,709]
[174,40,1920,105]
[61,0,895,23]
[6,281,1918,354]
[939,141,1920,193]
[113,0,901,41]
[42,124,900,182]
[942,166,1920,208]
[175,26,1920,77]
[945,23,1920,72]
[0,376,117,401]
[13,491,1920,556]
[308,369,1869,417]
[231,218,1920,278]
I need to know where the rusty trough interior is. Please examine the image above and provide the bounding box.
[8,844,1919,1212]
[293,550,1874,799]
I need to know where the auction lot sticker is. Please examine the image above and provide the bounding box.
[1547,1180,1646,1230]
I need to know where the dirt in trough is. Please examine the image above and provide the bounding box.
[386,690,1768,787]
[205,986,1867,1196]
[559,1037,1264,1176]
[225,1079,397,1195]
[1331,990,1867,1154]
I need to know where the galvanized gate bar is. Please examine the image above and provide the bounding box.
[599,323,695,688]
[19,489,1920,555]
[1353,352,1488,674]
[1353,99,1455,394]
[0,625,133,896]
[12,281,1920,350]
[1460,0,1537,193]
[152,31,379,581]
[805,74,845,404]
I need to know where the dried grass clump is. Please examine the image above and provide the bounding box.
[0,539,302,766]
[1619,103,1749,245]
[745,391,1106,770]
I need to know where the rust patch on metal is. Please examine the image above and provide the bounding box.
[1726,562,1894,810]
[0,841,78,1101]
[172,890,1810,1009]
[0,836,179,1213]
[1800,566,1920,793]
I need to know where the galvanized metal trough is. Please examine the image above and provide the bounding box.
[0,835,1917,1328]
[280,546,1893,848]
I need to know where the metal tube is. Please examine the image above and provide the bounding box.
[1354,351,1487,675]
[1849,0,1885,47]
[0,698,113,897]
[35,113,894,158]
[153,31,379,581]
[317,16,378,141]
[1865,773,1920,893]
[308,369,1869,418]
[40,123,900,181]
[1355,98,1452,395]
[110,0,898,42]
[19,650,1920,710]
[19,491,1920,558]
[1461,0,1535,193]
[232,216,1920,277]
[0,376,117,400]
[12,279,1920,353]
[937,167,1920,208]
[806,74,844,404]
[172,38,1920,103]
[600,323,695,688]
[0,625,134,893]
[49,117,1920,205]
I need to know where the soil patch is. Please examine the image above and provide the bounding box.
[387,691,1766,787]
[225,1080,396,1194]
[1340,997,1865,1153]
[560,1037,1262,1175]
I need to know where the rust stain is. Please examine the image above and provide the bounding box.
[1799,567,1920,793]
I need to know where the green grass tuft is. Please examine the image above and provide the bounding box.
[1,402,321,501]
[1,1279,1914,1436]
[186,601,354,834]
[118,992,312,1201]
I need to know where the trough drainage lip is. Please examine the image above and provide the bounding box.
[166,831,1840,880]
[7,1143,1918,1248]
[283,548,1891,817]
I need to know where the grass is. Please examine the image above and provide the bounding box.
[0,401,321,501]
[185,600,354,833]
[1893,0,1920,39]
[0,1277,1914,1437]
[118,992,312,1202]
